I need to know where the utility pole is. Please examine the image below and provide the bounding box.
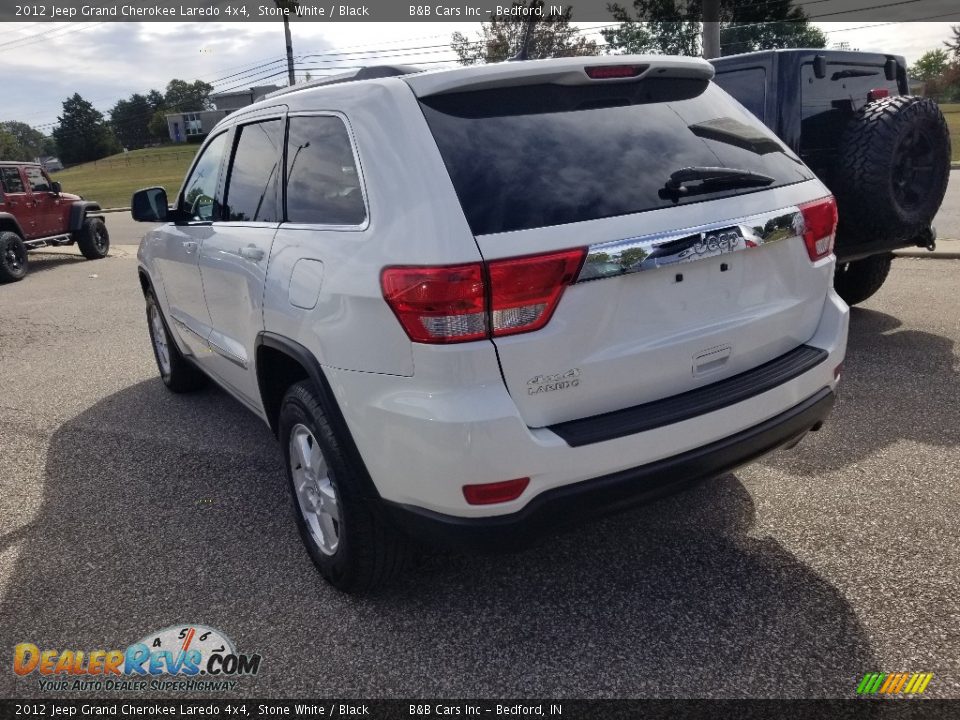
[508,0,542,61]
[274,0,299,86]
[702,0,721,59]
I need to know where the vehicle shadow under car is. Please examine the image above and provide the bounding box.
[1,377,876,698]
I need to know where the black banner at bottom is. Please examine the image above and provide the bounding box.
[1,700,959,720]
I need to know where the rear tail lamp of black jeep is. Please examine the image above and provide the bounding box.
[798,196,838,262]
[381,249,586,344]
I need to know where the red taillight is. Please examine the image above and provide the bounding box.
[463,477,530,505]
[488,249,585,337]
[381,248,585,344]
[798,196,838,261]
[585,65,646,80]
[868,88,890,101]
[380,264,487,343]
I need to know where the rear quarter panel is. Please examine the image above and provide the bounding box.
[262,80,483,377]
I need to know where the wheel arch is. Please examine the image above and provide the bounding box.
[0,213,25,238]
[137,267,153,297]
[68,202,104,232]
[255,332,381,499]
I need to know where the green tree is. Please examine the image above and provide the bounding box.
[0,128,21,160]
[0,121,52,160]
[109,94,156,150]
[603,0,825,57]
[52,94,121,165]
[148,110,170,142]
[451,0,597,65]
[911,48,950,82]
[945,24,960,59]
[163,79,214,112]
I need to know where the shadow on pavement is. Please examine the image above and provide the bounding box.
[1,379,876,698]
[765,307,959,476]
[20,250,90,275]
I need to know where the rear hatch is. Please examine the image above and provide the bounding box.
[408,58,832,428]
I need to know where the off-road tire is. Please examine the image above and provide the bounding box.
[0,231,28,283]
[145,291,207,392]
[279,380,410,593]
[74,216,110,260]
[834,253,894,306]
[835,96,950,244]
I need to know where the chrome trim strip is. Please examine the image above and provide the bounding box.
[576,207,803,283]
[207,334,248,370]
[170,314,207,341]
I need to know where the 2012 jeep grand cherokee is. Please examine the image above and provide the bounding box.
[133,56,848,592]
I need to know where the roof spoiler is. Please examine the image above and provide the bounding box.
[404,56,715,98]
[266,65,422,98]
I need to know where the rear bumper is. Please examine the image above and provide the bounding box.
[383,387,835,551]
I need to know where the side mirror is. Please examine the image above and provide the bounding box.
[131,187,169,222]
[51,181,62,194]
[813,54,827,80]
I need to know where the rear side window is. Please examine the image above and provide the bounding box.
[0,167,25,194]
[285,116,366,226]
[712,68,767,122]
[420,79,812,236]
[224,120,284,222]
[24,167,50,193]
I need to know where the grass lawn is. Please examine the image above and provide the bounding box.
[941,103,960,162]
[54,145,197,209]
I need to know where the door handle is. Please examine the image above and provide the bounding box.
[238,245,265,262]
[181,241,198,253]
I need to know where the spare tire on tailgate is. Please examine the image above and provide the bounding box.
[834,95,951,243]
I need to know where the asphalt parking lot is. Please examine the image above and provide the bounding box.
[1,187,958,699]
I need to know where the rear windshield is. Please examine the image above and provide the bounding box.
[420,78,813,236]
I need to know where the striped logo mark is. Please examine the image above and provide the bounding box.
[856,672,933,695]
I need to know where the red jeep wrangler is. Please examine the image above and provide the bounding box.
[0,161,110,283]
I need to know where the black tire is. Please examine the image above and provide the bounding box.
[834,253,894,306]
[0,231,28,283]
[74,217,110,260]
[145,291,207,392]
[835,96,951,243]
[279,380,409,593]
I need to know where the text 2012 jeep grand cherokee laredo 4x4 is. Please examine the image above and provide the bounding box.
[132,56,849,592]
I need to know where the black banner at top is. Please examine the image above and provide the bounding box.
[1,0,959,23]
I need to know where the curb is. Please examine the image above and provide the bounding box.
[101,207,131,214]
[895,251,960,259]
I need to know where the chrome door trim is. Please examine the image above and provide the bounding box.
[576,206,805,283]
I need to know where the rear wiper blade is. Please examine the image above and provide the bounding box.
[665,166,775,191]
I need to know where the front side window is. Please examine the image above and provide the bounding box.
[223,120,283,222]
[179,132,228,221]
[0,167,26,194]
[24,167,50,193]
[286,116,366,226]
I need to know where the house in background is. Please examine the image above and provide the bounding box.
[164,85,283,143]
[35,156,64,172]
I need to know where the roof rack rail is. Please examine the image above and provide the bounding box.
[265,65,422,99]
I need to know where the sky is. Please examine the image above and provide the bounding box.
[0,20,957,132]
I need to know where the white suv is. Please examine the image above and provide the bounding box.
[133,56,848,592]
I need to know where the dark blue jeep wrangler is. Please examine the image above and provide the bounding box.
[712,49,951,305]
